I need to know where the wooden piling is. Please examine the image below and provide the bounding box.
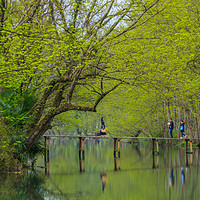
[114,157,120,171]
[117,157,120,170]
[152,139,159,156]
[152,156,155,169]
[79,158,85,172]
[157,155,159,168]
[186,139,189,154]
[82,137,85,159]
[117,139,120,157]
[190,140,193,154]
[82,137,85,151]
[114,157,117,171]
[152,139,155,155]
[185,154,189,167]
[114,138,117,157]
[156,139,159,155]
[79,137,82,159]
[190,154,193,166]
[78,137,85,159]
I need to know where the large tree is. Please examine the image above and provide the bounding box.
[0,0,169,150]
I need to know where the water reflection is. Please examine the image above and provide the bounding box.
[3,139,200,200]
[79,158,85,172]
[169,168,174,188]
[0,172,46,200]
[114,157,120,171]
[100,172,107,192]
[181,167,185,186]
[152,155,159,169]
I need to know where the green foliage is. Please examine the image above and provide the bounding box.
[0,124,22,172]
[0,87,37,128]
[0,121,44,172]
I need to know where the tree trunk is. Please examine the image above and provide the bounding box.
[177,103,182,138]
[163,101,167,138]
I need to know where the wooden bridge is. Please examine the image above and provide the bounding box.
[43,135,198,174]
[44,135,198,159]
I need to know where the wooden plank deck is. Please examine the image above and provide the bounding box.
[43,135,200,141]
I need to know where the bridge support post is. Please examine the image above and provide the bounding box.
[185,139,189,154]
[79,137,82,159]
[152,139,159,156]
[113,138,120,158]
[114,157,120,171]
[79,137,85,159]
[114,138,117,158]
[152,139,155,155]
[117,139,120,157]
[156,139,159,155]
[82,137,85,160]
[79,158,85,172]
[190,140,193,154]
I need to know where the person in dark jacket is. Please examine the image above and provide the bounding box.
[97,117,106,136]
[180,120,186,138]
[100,117,106,136]
[168,118,174,138]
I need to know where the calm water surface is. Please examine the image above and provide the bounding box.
[1,138,200,200]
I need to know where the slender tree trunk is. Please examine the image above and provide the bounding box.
[177,103,182,138]
[163,101,167,138]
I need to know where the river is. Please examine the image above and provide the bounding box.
[1,138,200,200]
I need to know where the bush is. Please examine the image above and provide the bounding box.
[0,124,22,172]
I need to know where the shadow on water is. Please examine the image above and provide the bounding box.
[1,138,200,200]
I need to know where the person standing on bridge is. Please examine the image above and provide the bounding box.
[100,117,106,136]
[180,120,186,139]
[168,118,174,138]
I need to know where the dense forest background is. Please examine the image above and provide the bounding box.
[0,0,199,170]
[47,0,200,138]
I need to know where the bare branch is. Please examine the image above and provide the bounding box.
[93,80,123,111]
[84,0,97,28]
[115,0,167,38]
[66,67,84,103]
